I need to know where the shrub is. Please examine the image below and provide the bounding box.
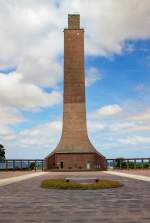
[29,162,36,170]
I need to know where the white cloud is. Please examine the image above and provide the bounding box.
[0,107,24,125]
[68,0,150,56]
[125,43,135,54]
[0,72,62,110]
[0,125,16,142]
[3,121,62,158]
[18,54,62,88]
[87,121,105,132]
[119,136,150,145]
[0,1,150,158]
[110,121,150,132]
[86,99,150,158]
[0,0,149,113]
[0,0,62,65]
[0,0,150,67]
[89,104,150,134]
[134,84,145,92]
[97,104,122,116]
[20,120,61,143]
[85,67,102,87]
[130,108,150,121]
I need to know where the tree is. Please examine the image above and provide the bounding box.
[115,157,127,168]
[0,144,5,161]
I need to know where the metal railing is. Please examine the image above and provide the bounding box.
[0,159,44,171]
[107,158,150,169]
[0,158,150,171]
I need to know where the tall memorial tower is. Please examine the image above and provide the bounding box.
[45,15,106,170]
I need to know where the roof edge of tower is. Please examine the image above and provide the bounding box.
[68,14,80,29]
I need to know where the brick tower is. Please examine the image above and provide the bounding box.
[44,15,106,170]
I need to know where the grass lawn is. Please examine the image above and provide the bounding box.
[41,179,123,190]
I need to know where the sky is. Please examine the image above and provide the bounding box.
[0,0,150,159]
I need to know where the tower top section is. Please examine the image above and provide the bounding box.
[68,14,80,29]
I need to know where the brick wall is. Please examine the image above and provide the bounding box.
[46,153,107,170]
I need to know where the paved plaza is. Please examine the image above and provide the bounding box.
[106,170,150,182]
[0,171,34,179]
[0,171,150,223]
[113,169,150,177]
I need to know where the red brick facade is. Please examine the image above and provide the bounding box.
[45,153,107,170]
[44,15,107,171]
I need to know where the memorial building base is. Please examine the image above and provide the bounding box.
[44,153,107,171]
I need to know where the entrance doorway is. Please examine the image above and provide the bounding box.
[86,161,91,169]
[60,161,64,169]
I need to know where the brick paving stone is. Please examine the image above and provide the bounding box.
[0,172,149,222]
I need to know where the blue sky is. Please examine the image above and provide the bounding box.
[0,0,150,159]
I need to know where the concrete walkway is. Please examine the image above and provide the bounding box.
[105,170,150,182]
[0,172,48,187]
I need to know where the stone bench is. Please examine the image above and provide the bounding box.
[65,177,99,183]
